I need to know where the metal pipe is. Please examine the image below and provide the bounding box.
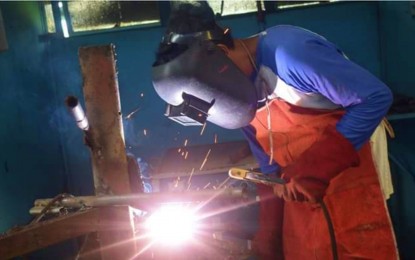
[32,188,246,213]
[65,96,89,131]
[29,206,63,215]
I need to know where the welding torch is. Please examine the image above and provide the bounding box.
[228,168,286,186]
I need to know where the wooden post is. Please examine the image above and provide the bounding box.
[79,45,134,259]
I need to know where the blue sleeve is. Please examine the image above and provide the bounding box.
[241,125,281,175]
[276,38,392,150]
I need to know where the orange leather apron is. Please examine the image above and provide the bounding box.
[251,99,398,259]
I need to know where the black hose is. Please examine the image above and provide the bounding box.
[318,200,338,260]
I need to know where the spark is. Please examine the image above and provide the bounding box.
[217,176,230,189]
[203,182,211,189]
[193,177,231,212]
[184,139,188,146]
[184,151,189,159]
[200,122,207,136]
[129,240,156,260]
[174,176,180,188]
[143,129,147,136]
[214,134,218,143]
[198,197,258,221]
[144,205,197,246]
[199,149,211,170]
[140,93,144,97]
[178,148,181,153]
[187,168,195,184]
[181,151,185,157]
[125,107,140,120]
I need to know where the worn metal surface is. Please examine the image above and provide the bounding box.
[0,206,139,259]
[79,45,134,260]
[79,45,130,195]
[96,206,138,260]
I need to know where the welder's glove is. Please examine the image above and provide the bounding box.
[273,125,360,203]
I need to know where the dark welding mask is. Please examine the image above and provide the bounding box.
[152,37,257,129]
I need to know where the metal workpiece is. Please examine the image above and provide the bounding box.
[79,45,131,196]
[31,188,247,214]
[1,207,141,260]
[65,96,89,131]
[29,206,63,216]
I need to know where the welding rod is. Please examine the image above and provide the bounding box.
[65,96,89,131]
[31,188,246,213]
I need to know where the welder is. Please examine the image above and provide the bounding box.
[152,2,398,259]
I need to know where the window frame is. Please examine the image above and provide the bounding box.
[44,1,163,38]
[40,0,340,39]
[264,0,338,13]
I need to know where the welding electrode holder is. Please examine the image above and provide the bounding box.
[228,168,286,186]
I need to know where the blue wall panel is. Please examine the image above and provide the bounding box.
[0,2,66,233]
[378,2,415,258]
[379,1,415,95]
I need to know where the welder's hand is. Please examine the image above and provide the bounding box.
[273,178,327,203]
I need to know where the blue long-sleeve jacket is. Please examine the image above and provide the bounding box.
[243,25,392,174]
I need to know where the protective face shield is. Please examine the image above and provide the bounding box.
[152,39,258,129]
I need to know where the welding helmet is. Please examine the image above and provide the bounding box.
[152,30,257,129]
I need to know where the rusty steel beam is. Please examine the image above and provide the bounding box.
[79,45,131,195]
[78,45,135,260]
[0,207,139,260]
[32,188,246,212]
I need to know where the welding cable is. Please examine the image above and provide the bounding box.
[318,200,338,260]
[30,193,75,224]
